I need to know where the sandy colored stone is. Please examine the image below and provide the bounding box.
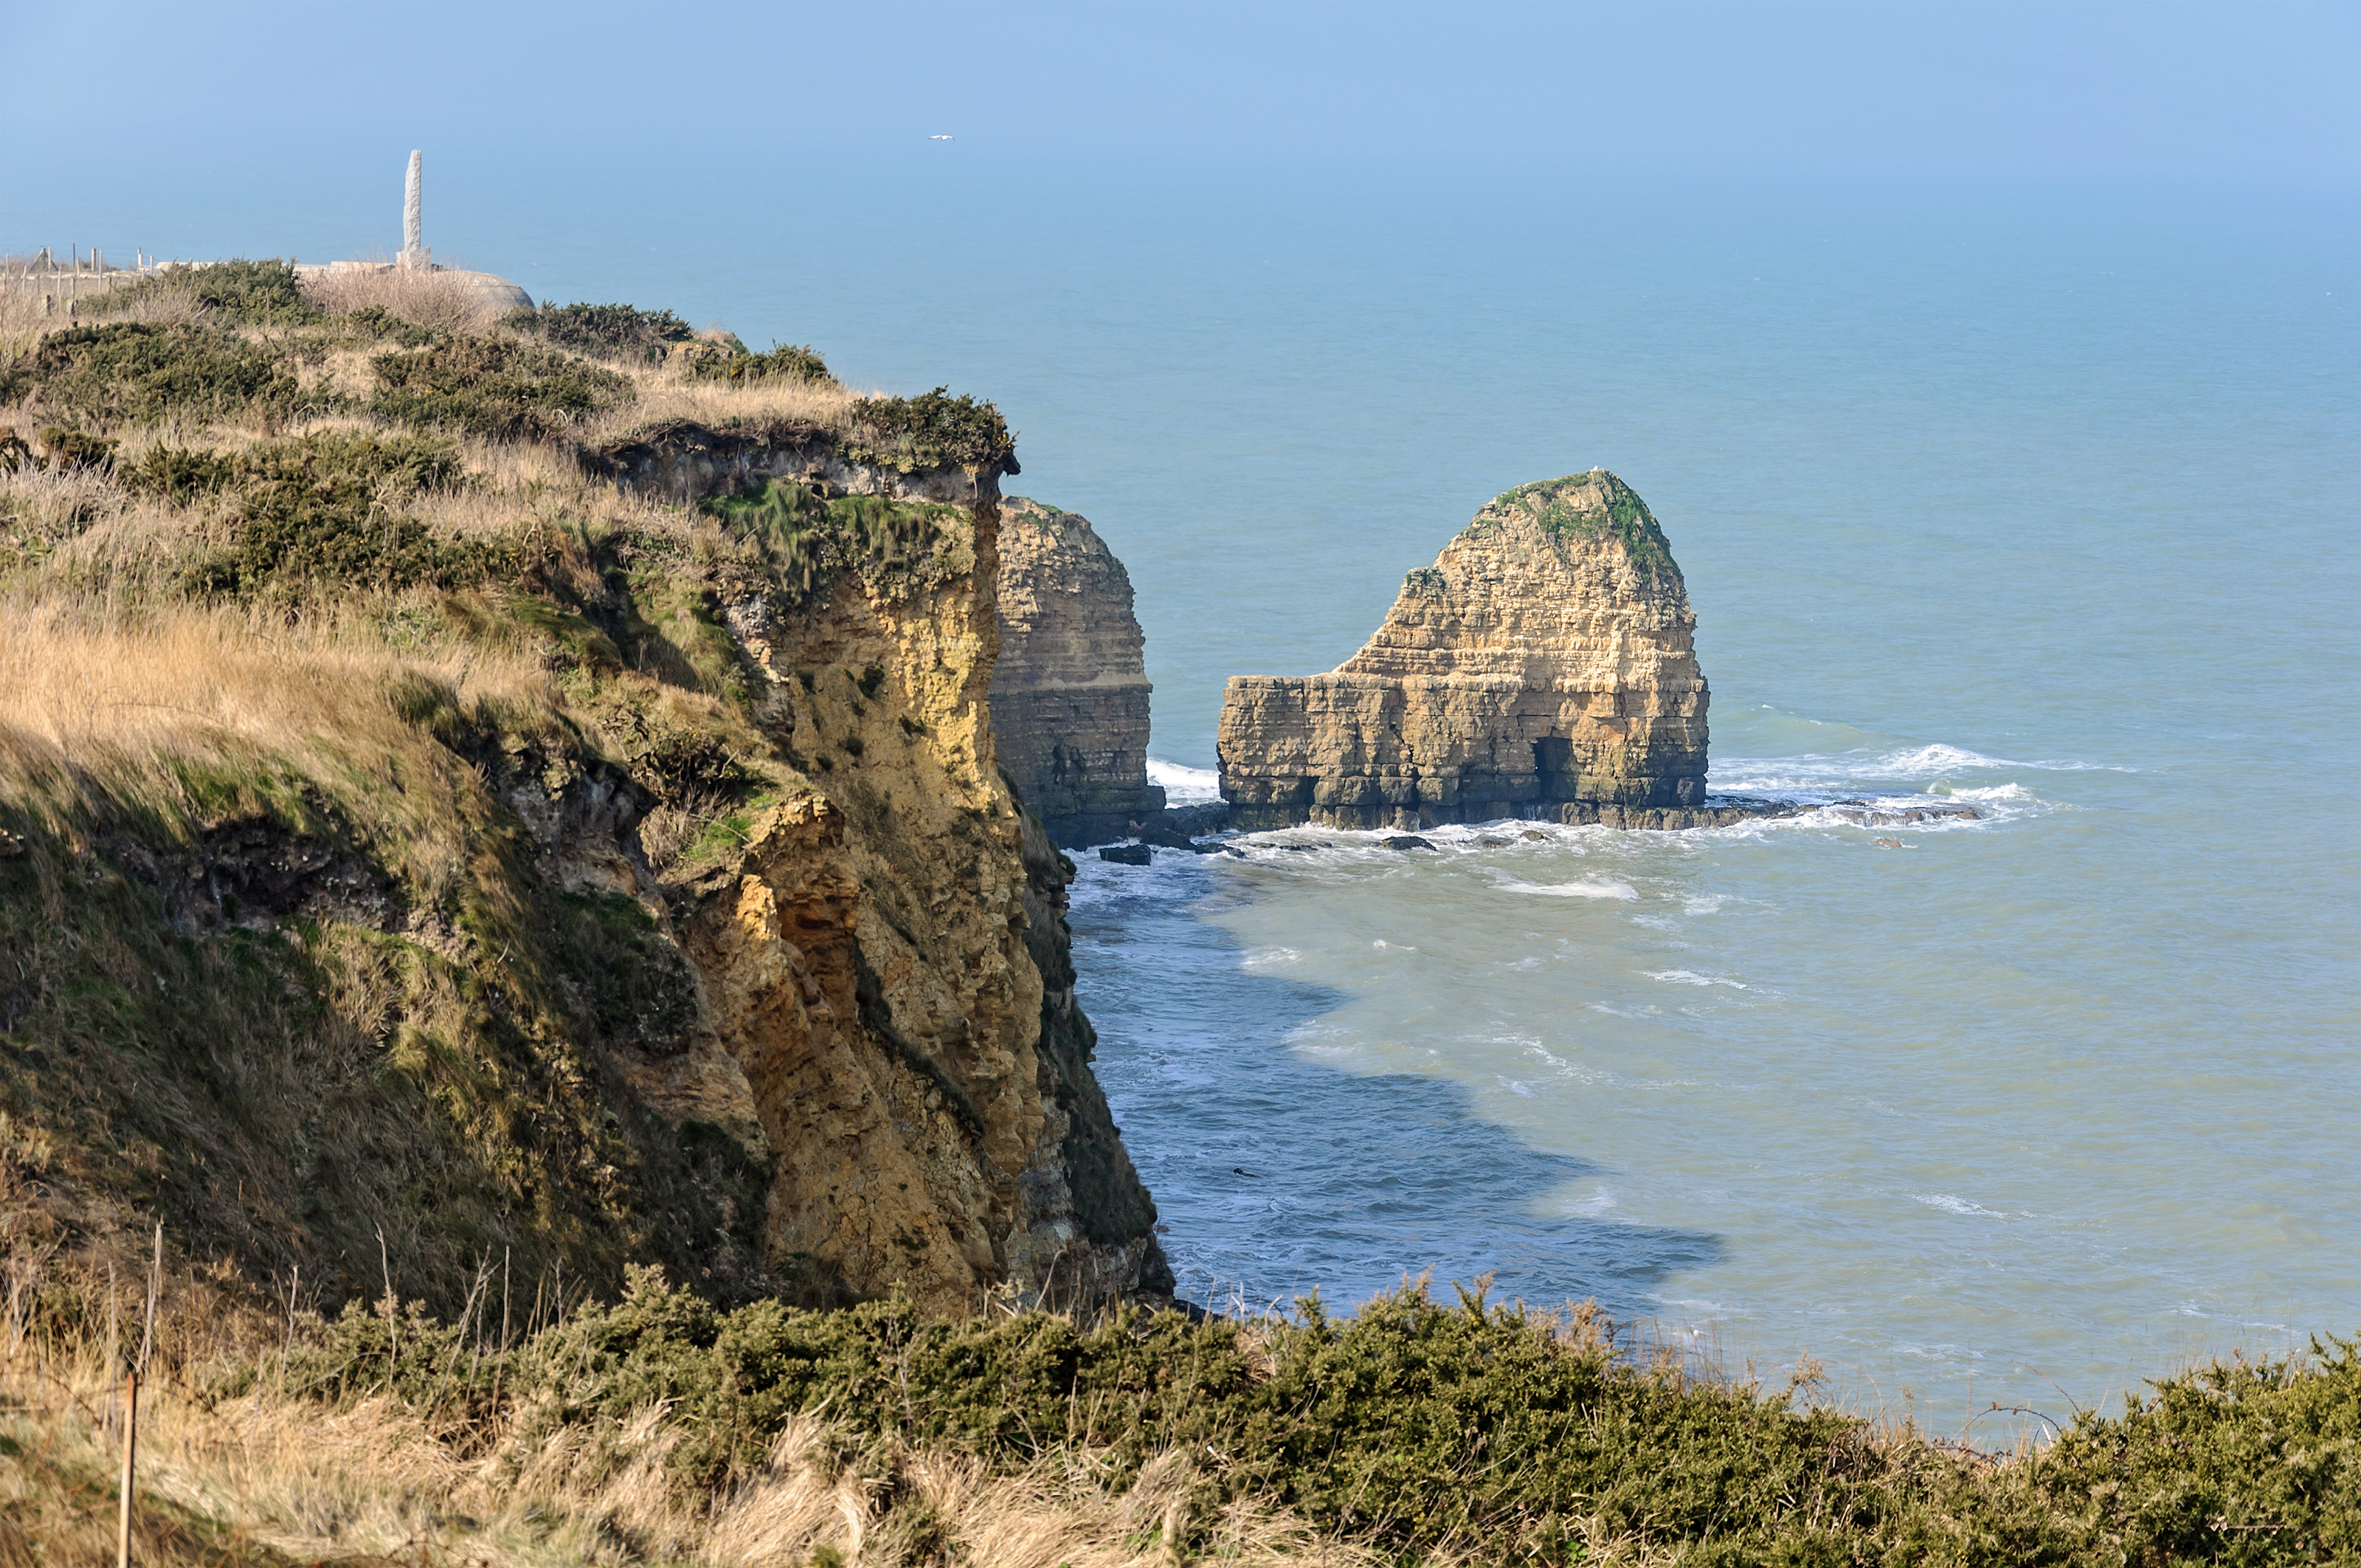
[574,457,1166,1316]
[989,497,1165,845]
[1218,472,1709,829]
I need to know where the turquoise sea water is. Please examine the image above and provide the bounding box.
[66,161,2361,1434]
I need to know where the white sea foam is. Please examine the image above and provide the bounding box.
[1147,757,1222,804]
[1556,1185,1618,1217]
[1913,1193,2007,1218]
[1684,894,1733,916]
[1241,947,1302,969]
[1645,969,1754,990]
[1497,878,1638,899]
[1712,741,2130,794]
[1937,783,2036,803]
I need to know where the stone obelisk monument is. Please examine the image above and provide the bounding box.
[398,150,429,270]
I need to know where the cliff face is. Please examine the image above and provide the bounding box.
[1218,472,1709,830]
[987,498,1166,846]
[618,467,1168,1316]
[0,282,1166,1321]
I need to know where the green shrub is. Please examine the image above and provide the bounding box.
[504,301,696,364]
[370,335,634,441]
[337,305,438,348]
[273,1266,2361,1565]
[80,258,320,328]
[685,340,832,387]
[33,426,117,472]
[0,323,302,426]
[704,480,968,605]
[843,387,1017,474]
[145,429,506,597]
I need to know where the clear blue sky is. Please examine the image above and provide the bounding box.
[3,1,2352,210]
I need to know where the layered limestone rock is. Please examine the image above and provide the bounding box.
[988,497,1166,846]
[1219,472,1710,830]
[602,438,1169,1315]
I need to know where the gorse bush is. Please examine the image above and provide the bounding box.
[120,429,507,596]
[845,387,1017,473]
[0,322,303,426]
[504,300,696,364]
[82,258,322,328]
[685,339,833,387]
[370,334,635,440]
[261,1268,2361,1567]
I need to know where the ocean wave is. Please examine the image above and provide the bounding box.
[1935,782,2036,803]
[1240,947,1302,969]
[1912,1193,2006,1218]
[1147,757,1222,804]
[1711,741,2131,792]
[1496,878,1638,899]
[1644,969,1753,989]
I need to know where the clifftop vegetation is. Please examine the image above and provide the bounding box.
[2,1258,2351,1565]
[0,261,1025,1323]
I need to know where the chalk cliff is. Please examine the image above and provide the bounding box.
[987,498,1166,846]
[1218,472,1712,830]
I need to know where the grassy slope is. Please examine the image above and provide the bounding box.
[0,266,1012,1316]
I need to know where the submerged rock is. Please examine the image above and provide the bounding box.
[1218,472,1710,830]
[1097,843,1155,865]
[989,498,1167,846]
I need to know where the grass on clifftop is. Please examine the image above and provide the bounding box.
[2,1251,2351,1567]
[1481,472,1679,581]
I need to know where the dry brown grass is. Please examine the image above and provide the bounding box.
[0,594,557,879]
[574,358,867,450]
[300,264,510,336]
[0,1258,1389,1568]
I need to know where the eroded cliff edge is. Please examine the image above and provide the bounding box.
[605,457,1172,1315]
[0,293,1168,1319]
[1218,472,1715,829]
[988,497,1166,846]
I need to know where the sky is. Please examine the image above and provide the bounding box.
[1,0,2354,246]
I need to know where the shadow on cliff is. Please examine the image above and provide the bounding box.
[1066,853,1723,1324]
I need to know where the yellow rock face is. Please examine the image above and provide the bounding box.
[1217,472,1709,829]
[638,497,1163,1316]
[989,497,1166,846]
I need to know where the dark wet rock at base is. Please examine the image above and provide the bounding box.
[1097,843,1155,865]
[1383,835,1437,851]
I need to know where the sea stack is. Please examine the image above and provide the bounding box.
[989,497,1166,845]
[1218,472,1714,830]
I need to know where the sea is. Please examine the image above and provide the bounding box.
[64,156,2361,1437]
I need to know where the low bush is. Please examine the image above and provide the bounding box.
[127,429,505,597]
[80,258,321,328]
[0,322,303,426]
[685,339,832,387]
[370,334,635,441]
[264,1267,2361,1566]
[504,300,697,363]
[844,386,1017,474]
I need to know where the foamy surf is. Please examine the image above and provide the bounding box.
[1147,757,1221,804]
[1496,878,1638,899]
[1711,740,2131,794]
